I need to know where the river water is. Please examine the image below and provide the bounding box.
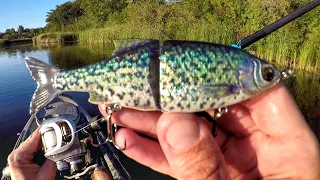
[0,43,319,179]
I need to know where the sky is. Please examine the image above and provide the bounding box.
[0,0,70,33]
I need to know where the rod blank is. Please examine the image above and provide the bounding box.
[241,0,320,49]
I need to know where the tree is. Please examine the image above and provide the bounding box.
[30,28,35,34]
[10,28,15,33]
[46,1,84,31]
[18,25,25,34]
[79,0,128,23]
[2,34,11,39]
[1,26,42,40]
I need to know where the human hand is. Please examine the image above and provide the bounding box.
[6,128,56,180]
[98,83,320,179]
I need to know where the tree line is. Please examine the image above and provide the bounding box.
[44,0,319,41]
[0,26,44,40]
[43,0,320,69]
[4,0,318,69]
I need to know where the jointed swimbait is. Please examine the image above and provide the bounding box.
[25,40,284,114]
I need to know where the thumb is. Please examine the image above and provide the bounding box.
[157,113,229,180]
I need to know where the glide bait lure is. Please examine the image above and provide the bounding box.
[25,40,288,115]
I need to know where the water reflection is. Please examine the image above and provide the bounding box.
[47,43,115,69]
[0,44,35,58]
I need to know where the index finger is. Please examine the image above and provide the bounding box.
[15,127,42,157]
[242,83,311,137]
[8,128,42,167]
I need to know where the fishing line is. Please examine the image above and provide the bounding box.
[64,117,105,138]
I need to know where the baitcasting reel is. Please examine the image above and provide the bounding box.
[2,95,130,180]
[40,115,87,174]
[37,95,99,179]
[38,95,123,179]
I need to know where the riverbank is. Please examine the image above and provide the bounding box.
[0,39,33,47]
[34,32,78,44]
[33,25,167,44]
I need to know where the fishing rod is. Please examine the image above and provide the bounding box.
[232,0,320,49]
[201,0,320,136]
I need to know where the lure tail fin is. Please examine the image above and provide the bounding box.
[25,57,60,115]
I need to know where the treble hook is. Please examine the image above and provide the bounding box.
[214,107,228,119]
[105,104,126,150]
[281,69,296,79]
[212,107,228,136]
[196,107,228,137]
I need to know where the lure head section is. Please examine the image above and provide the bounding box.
[238,54,282,95]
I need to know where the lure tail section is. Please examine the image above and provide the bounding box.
[25,57,60,114]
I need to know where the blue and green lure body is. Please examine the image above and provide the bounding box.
[25,40,281,114]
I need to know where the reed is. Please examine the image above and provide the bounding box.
[78,24,169,44]
[34,32,79,44]
[242,26,320,72]
[37,23,319,72]
[0,39,33,47]
[284,71,320,122]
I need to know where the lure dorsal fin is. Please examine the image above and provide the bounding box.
[112,39,156,55]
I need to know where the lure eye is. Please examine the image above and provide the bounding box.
[262,66,274,82]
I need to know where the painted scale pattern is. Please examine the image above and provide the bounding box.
[51,40,278,112]
[159,41,253,112]
[54,40,161,111]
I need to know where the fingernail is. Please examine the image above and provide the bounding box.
[166,118,200,151]
[115,139,126,150]
[115,134,126,150]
